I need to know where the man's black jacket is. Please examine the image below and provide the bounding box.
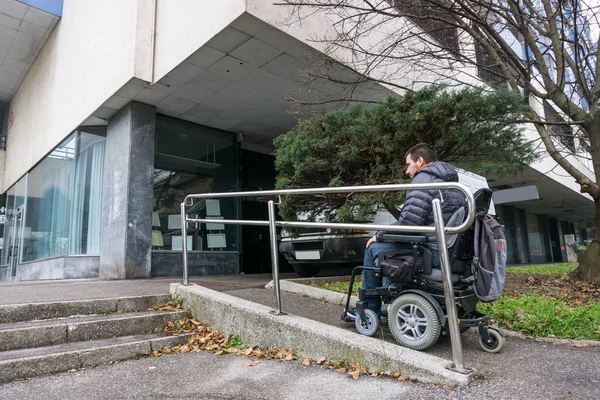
[376,161,466,250]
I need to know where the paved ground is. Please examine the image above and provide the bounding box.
[0,273,293,304]
[225,287,600,399]
[1,274,599,399]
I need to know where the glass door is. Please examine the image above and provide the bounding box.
[1,176,27,279]
[7,206,24,277]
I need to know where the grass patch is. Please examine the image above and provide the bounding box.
[308,281,360,296]
[308,264,599,341]
[507,263,576,276]
[478,294,600,341]
[225,335,245,349]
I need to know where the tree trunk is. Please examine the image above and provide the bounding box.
[570,199,600,281]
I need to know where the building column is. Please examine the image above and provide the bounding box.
[100,102,155,279]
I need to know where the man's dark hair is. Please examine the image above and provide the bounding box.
[405,143,437,163]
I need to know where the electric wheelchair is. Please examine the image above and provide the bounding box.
[341,188,505,353]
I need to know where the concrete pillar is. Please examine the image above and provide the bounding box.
[100,102,155,279]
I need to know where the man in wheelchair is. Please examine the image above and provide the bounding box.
[361,143,465,314]
[343,143,505,352]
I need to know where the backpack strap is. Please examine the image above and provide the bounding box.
[471,216,483,276]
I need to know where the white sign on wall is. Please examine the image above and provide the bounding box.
[207,233,226,248]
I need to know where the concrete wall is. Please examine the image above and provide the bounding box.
[153,0,245,81]
[247,0,482,92]
[2,0,151,193]
[16,256,100,280]
[527,97,594,201]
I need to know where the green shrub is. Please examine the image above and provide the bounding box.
[567,242,589,262]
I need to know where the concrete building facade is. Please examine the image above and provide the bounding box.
[0,0,595,281]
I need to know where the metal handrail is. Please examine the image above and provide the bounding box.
[180,182,476,374]
[182,183,475,234]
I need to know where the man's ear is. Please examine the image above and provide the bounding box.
[417,156,424,166]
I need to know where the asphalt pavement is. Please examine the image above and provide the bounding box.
[0,274,598,399]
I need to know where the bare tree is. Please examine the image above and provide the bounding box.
[276,0,600,280]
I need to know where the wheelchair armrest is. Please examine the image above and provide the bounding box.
[378,234,428,243]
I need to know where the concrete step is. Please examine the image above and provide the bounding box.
[0,310,190,352]
[0,294,172,324]
[0,332,193,383]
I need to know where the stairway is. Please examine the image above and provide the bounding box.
[0,294,192,383]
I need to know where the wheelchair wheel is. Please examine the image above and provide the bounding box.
[478,327,505,353]
[388,294,441,351]
[355,309,380,337]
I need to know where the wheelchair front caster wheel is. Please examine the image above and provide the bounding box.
[355,309,379,337]
[479,327,505,353]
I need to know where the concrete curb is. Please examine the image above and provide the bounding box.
[0,295,172,324]
[501,329,600,347]
[266,279,359,309]
[171,283,473,386]
[0,333,192,383]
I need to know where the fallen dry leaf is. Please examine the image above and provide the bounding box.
[243,361,261,367]
[300,358,311,366]
[349,369,361,380]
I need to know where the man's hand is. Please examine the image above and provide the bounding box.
[366,235,377,248]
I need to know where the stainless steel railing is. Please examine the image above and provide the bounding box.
[180,182,475,373]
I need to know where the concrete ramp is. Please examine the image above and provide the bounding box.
[171,283,474,386]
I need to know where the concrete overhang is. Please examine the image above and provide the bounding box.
[87,13,395,153]
[487,166,594,223]
[493,185,539,205]
[0,0,62,102]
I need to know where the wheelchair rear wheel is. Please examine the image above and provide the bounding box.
[388,293,441,351]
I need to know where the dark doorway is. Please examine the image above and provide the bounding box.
[239,150,283,274]
[241,200,271,274]
[547,218,563,262]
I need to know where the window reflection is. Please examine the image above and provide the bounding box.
[152,115,238,252]
[2,128,106,264]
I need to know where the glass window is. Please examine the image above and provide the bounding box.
[527,213,547,257]
[152,115,238,252]
[69,129,106,254]
[22,135,76,261]
[18,128,106,263]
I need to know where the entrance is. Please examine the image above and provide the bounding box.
[1,176,27,280]
[2,206,24,278]
[548,218,563,262]
[241,200,271,274]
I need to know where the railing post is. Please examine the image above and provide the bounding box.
[267,200,285,315]
[180,202,189,286]
[432,198,470,374]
